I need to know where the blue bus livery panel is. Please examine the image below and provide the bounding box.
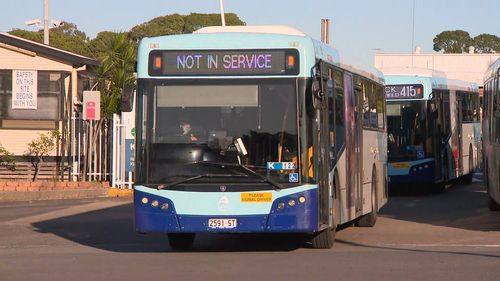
[387,159,435,185]
[134,185,319,233]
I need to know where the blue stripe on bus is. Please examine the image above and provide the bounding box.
[134,184,317,215]
[388,159,435,186]
[134,186,318,233]
[388,158,434,176]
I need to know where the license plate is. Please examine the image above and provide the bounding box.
[208,218,237,229]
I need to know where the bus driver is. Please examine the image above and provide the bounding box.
[180,121,199,141]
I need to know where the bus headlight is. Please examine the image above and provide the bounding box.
[277,202,285,210]
[151,200,159,208]
[288,199,296,207]
[141,197,149,204]
[298,196,306,204]
[161,203,169,211]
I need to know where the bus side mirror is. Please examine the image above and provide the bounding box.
[120,84,135,112]
[312,80,324,109]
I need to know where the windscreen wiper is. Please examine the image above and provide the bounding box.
[198,161,283,189]
[157,173,248,190]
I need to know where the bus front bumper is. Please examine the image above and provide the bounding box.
[134,187,318,233]
[388,160,435,187]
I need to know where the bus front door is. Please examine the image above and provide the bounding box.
[343,72,361,214]
[314,66,333,230]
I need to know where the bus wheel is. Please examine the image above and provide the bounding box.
[357,169,378,227]
[463,146,474,184]
[168,233,195,251]
[489,196,500,211]
[310,227,335,249]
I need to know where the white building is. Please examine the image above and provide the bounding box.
[0,32,98,180]
[374,49,500,95]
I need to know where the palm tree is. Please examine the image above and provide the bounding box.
[82,33,136,180]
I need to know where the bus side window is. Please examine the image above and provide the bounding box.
[362,80,374,128]
[334,69,345,155]
[375,84,385,130]
[492,77,500,144]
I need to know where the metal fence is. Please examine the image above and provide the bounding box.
[111,113,134,189]
[69,114,110,182]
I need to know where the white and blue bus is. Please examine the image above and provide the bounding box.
[384,68,480,190]
[483,58,500,211]
[133,26,387,250]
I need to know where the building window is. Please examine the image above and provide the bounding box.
[0,70,65,125]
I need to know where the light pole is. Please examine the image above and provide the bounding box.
[219,0,226,26]
[43,0,49,44]
[25,0,64,45]
[411,0,416,66]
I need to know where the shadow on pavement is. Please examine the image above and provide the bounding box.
[31,203,303,253]
[336,239,500,259]
[380,176,500,232]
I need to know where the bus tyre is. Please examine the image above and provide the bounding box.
[168,233,195,251]
[489,196,500,211]
[357,170,378,227]
[310,227,335,249]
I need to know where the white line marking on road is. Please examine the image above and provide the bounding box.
[380,243,500,248]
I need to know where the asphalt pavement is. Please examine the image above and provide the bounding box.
[0,176,499,281]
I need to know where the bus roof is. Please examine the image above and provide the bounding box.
[137,25,383,83]
[484,57,500,82]
[194,25,307,37]
[383,67,478,93]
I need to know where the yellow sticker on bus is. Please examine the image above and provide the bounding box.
[241,192,273,203]
[392,163,410,169]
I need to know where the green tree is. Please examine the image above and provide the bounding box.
[8,22,91,56]
[129,13,185,41]
[26,130,61,181]
[8,28,43,43]
[49,22,91,56]
[91,33,136,119]
[473,33,500,53]
[433,30,473,53]
[129,13,245,42]
[183,13,245,33]
[82,33,136,179]
[0,144,16,171]
[89,31,126,61]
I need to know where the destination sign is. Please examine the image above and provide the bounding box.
[385,84,424,100]
[148,49,299,76]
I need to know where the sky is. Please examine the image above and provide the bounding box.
[1,0,499,71]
